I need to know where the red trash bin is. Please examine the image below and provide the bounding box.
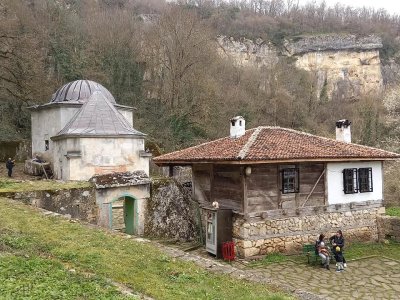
[222,241,235,261]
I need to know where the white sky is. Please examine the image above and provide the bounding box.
[302,0,400,15]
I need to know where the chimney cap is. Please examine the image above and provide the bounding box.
[230,116,244,121]
[336,119,351,128]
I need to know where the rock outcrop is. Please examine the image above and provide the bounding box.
[286,34,383,101]
[283,34,382,56]
[218,34,384,101]
[217,35,279,68]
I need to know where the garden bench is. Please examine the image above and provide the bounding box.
[303,243,334,264]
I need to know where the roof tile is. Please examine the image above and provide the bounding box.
[154,126,400,164]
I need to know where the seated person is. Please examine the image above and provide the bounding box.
[316,234,330,270]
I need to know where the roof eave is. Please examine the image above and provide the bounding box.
[153,157,399,166]
[51,133,146,140]
[28,102,84,111]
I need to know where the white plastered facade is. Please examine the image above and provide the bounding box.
[326,161,383,204]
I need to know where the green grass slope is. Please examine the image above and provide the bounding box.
[0,198,290,300]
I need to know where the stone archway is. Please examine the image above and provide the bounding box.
[110,195,138,235]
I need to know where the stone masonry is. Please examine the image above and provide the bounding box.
[234,204,385,257]
[377,215,400,242]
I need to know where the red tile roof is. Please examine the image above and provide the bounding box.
[153,126,400,164]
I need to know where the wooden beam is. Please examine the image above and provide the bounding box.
[324,163,328,205]
[277,165,282,209]
[301,168,326,207]
[210,164,214,204]
[242,167,248,214]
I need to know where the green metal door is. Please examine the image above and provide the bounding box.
[124,197,135,235]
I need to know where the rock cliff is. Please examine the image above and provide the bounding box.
[217,35,279,68]
[218,34,384,100]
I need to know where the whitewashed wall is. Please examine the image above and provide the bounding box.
[96,184,150,235]
[53,137,149,181]
[326,161,383,204]
[31,105,132,163]
[31,106,80,161]
[117,108,133,127]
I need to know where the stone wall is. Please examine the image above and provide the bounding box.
[377,215,400,242]
[233,201,385,257]
[0,187,97,223]
[145,178,198,241]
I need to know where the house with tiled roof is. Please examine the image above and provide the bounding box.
[29,80,152,236]
[154,117,400,257]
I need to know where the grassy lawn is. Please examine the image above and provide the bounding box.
[0,198,290,300]
[386,206,400,217]
[0,178,92,193]
[0,254,130,299]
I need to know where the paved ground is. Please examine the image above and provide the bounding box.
[241,257,400,300]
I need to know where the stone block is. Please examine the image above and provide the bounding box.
[242,240,252,249]
[243,247,260,257]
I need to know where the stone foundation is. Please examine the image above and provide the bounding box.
[377,215,400,242]
[233,201,385,257]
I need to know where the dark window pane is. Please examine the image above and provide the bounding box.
[282,168,299,194]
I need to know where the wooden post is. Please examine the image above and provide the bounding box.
[324,163,328,206]
[277,165,282,209]
[242,166,248,214]
[210,164,214,205]
[41,164,48,179]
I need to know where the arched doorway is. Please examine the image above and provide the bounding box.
[110,195,137,235]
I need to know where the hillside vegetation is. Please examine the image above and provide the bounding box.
[1,0,400,152]
[0,198,289,299]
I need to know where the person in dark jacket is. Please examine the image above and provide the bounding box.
[6,158,15,177]
[330,230,347,268]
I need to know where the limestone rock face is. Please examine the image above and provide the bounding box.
[283,34,383,56]
[217,35,279,68]
[295,49,383,100]
[218,34,384,101]
[285,34,383,101]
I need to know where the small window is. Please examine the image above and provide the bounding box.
[282,168,299,194]
[343,168,358,194]
[45,140,49,151]
[358,168,373,193]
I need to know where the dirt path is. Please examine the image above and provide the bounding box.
[0,162,39,181]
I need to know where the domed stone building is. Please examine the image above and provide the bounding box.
[30,80,149,180]
[29,80,151,235]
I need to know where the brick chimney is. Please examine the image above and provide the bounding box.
[230,116,245,138]
[335,119,351,143]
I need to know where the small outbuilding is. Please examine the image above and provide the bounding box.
[154,117,400,257]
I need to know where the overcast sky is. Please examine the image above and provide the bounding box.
[301,0,400,15]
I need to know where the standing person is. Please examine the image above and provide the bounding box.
[330,230,347,268]
[6,158,15,177]
[334,245,344,272]
[316,234,330,270]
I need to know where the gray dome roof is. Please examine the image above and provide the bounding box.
[50,80,116,104]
